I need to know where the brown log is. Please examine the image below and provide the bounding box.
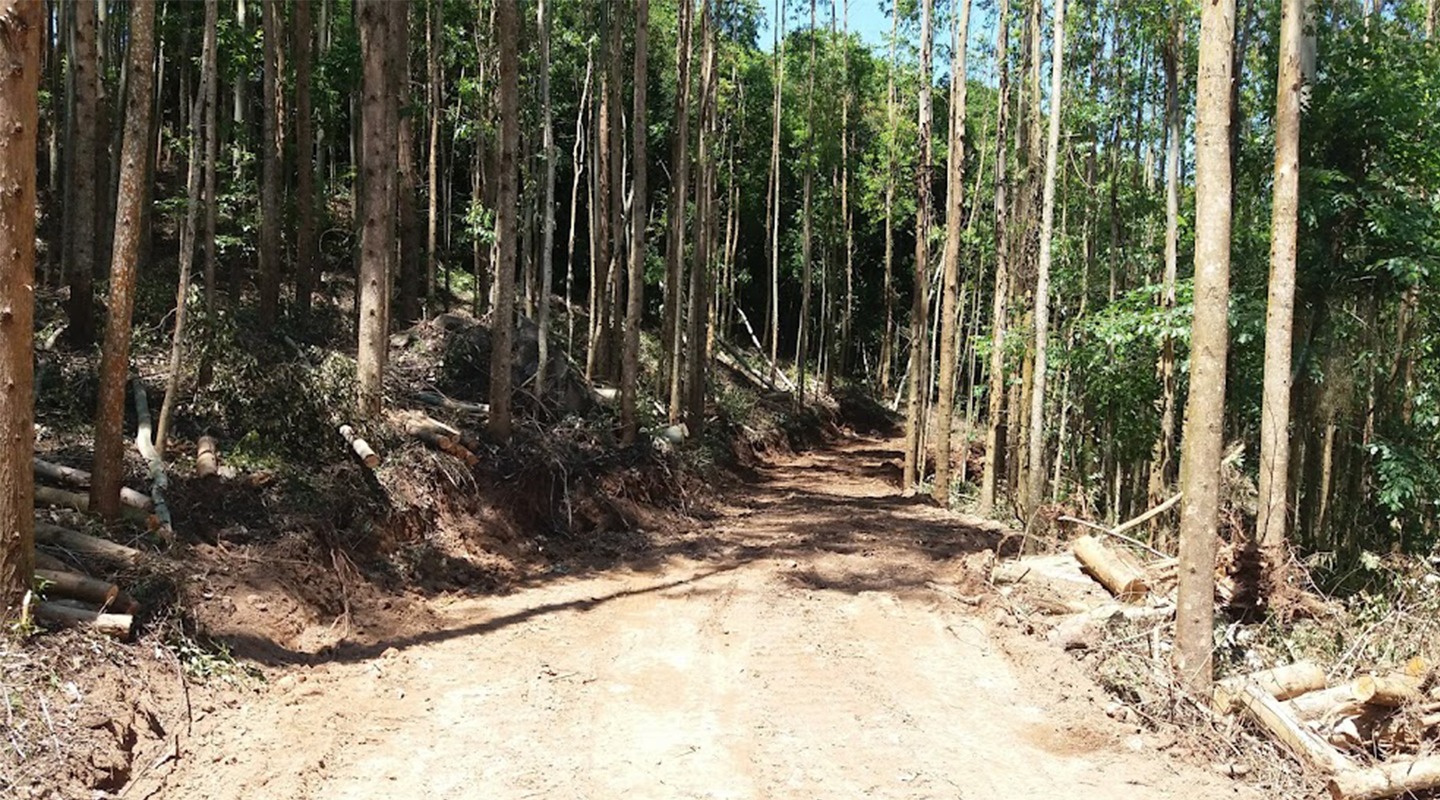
[1351,674,1422,708]
[35,568,137,613]
[33,550,69,572]
[32,601,134,639]
[1328,757,1440,800]
[1071,535,1150,602]
[1289,685,1362,722]
[1213,661,1327,713]
[196,435,219,478]
[414,391,490,415]
[339,424,380,468]
[35,485,151,522]
[1236,682,1354,775]
[34,521,146,567]
[402,415,479,466]
[33,459,154,509]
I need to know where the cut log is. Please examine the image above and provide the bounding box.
[33,462,153,509]
[34,551,69,572]
[1327,757,1440,800]
[1236,682,1355,775]
[35,568,138,614]
[34,521,146,567]
[339,424,380,468]
[402,414,479,466]
[1072,535,1151,602]
[32,601,134,639]
[1214,662,1327,713]
[196,435,219,478]
[35,484,93,513]
[1351,674,1423,708]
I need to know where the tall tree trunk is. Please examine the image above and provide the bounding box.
[768,0,784,380]
[91,0,156,520]
[64,0,100,347]
[489,0,519,440]
[933,0,972,505]
[795,0,817,409]
[0,0,39,616]
[158,3,218,453]
[604,4,626,383]
[903,0,934,492]
[588,5,615,383]
[356,0,397,417]
[880,7,899,395]
[425,0,443,311]
[686,4,716,435]
[537,0,555,401]
[664,0,693,422]
[258,0,281,325]
[295,0,316,319]
[565,46,593,358]
[620,0,649,445]
[396,1,423,327]
[1024,0,1065,517]
[979,0,1011,516]
[1256,0,1305,585]
[202,0,220,358]
[1175,0,1236,695]
[840,0,854,378]
[1150,21,1184,510]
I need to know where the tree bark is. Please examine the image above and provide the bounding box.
[537,0,554,399]
[63,0,99,347]
[903,0,935,491]
[356,0,396,418]
[879,7,900,395]
[588,4,615,384]
[1175,0,1236,694]
[685,5,717,435]
[295,0,316,319]
[425,0,443,311]
[1150,20,1185,509]
[621,0,650,445]
[795,0,818,409]
[663,0,693,423]
[933,0,972,504]
[1256,0,1305,578]
[768,0,785,383]
[0,0,39,616]
[979,0,1011,516]
[258,0,281,325]
[396,1,423,327]
[202,0,219,351]
[489,0,519,440]
[1024,0,1065,517]
[90,0,155,521]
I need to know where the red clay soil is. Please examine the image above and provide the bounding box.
[139,436,1260,799]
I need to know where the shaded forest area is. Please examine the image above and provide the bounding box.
[0,0,1438,731]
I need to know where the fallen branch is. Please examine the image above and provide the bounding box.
[401,414,479,466]
[1351,674,1423,708]
[1237,681,1355,775]
[338,424,380,468]
[1057,495,1181,560]
[131,380,173,532]
[32,601,133,639]
[34,521,146,568]
[414,391,490,416]
[33,458,153,509]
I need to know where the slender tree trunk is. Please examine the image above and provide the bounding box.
[356,0,396,417]
[202,0,219,354]
[157,7,217,453]
[537,0,555,402]
[686,4,716,435]
[621,0,649,444]
[258,0,281,325]
[979,0,1011,516]
[565,47,593,358]
[425,0,443,311]
[934,0,972,504]
[1150,21,1184,510]
[1257,0,1305,584]
[768,0,784,380]
[605,6,626,383]
[489,0,519,440]
[0,0,39,616]
[396,1,423,327]
[1175,0,1236,694]
[64,0,100,347]
[663,0,693,422]
[588,5,615,383]
[1024,0,1065,517]
[879,8,900,395]
[91,0,156,520]
[795,0,818,409]
[295,0,316,319]
[903,0,934,491]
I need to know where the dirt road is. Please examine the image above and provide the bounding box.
[154,438,1255,799]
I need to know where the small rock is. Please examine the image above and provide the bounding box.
[381,647,401,660]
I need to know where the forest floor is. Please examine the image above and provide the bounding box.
[139,435,1258,800]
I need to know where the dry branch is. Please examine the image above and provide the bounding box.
[1236,682,1355,775]
[339,424,380,468]
[414,391,490,415]
[33,601,134,639]
[1072,535,1151,602]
